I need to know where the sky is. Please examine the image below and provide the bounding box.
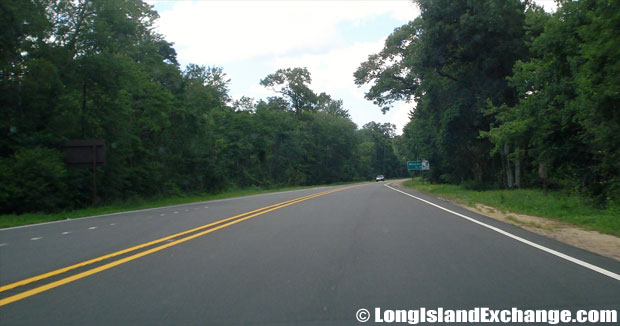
[148,0,558,134]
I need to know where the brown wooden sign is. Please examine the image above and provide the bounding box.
[59,139,106,205]
[60,139,106,168]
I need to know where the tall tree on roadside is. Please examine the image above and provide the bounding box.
[260,67,318,115]
[355,0,528,187]
[485,0,620,204]
[315,92,350,119]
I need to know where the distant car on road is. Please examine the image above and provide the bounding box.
[375,175,385,182]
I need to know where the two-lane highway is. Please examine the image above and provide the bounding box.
[1,182,619,325]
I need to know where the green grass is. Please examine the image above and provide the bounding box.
[402,179,620,237]
[0,181,363,229]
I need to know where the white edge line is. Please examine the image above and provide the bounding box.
[384,183,620,282]
[0,184,347,232]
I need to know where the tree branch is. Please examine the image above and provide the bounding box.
[435,67,460,82]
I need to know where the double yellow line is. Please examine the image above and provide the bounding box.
[0,184,361,306]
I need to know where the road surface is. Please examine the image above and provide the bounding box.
[1,182,619,325]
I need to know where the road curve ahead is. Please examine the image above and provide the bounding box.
[1,182,619,325]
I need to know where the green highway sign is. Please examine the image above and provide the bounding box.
[408,160,430,171]
[408,161,422,170]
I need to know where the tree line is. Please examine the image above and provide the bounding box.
[0,0,406,214]
[355,0,619,207]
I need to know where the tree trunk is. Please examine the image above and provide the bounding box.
[81,81,87,138]
[514,146,521,188]
[504,143,514,189]
[538,161,548,194]
[67,0,89,56]
[500,148,507,188]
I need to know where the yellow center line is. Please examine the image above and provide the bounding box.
[0,184,363,306]
[0,189,332,294]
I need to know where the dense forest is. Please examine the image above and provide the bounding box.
[1,0,618,215]
[356,0,619,207]
[0,0,405,214]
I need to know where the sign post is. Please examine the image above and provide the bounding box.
[60,140,106,206]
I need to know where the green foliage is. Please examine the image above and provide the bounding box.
[574,0,620,203]
[259,67,318,115]
[403,179,620,237]
[316,92,350,119]
[357,122,402,179]
[0,1,408,216]
[353,20,421,113]
[357,0,619,208]
[356,0,528,187]
[0,147,68,213]
[483,0,619,205]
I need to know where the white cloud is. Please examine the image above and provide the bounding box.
[232,84,273,103]
[153,0,559,135]
[255,39,412,133]
[151,0,419,133]
[155,1,418,64]
[532,0,558,12]
[270,41,384,92]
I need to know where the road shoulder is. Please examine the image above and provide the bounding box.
[392,180,620,263]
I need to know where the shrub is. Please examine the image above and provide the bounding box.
[0,147,69,213]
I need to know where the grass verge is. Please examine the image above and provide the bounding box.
[402,179,620,237]
[0,181,362,229]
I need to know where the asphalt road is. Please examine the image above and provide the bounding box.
[1,182,619,325]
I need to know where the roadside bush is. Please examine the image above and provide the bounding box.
[0,147,69,213]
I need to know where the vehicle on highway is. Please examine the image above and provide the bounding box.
[375,175,385,182]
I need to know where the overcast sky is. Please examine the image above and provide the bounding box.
[148,0,557,134]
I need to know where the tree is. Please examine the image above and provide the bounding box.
[479,4,551,189]
[355,0,528,187]
[357,122,401,179]
[315,92,350,119]
[260,67,318,115]
[232,96,255,112]
[574,0,620,203]
[485,0,620,204]
[183,64,230,107]
[353,20,421,114]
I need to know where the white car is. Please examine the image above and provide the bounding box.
[375,175,385,182]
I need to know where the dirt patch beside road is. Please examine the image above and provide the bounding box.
[468,203,620,262]
[390,180,620,262]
